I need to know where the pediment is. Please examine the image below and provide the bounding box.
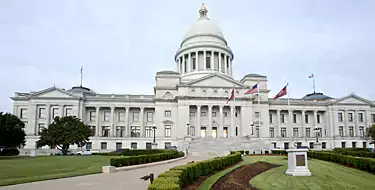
[162,119,174,124]
[335,94,373,105]
[186,74,246,88]
[30,87,78,99]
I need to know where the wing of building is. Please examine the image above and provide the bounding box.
[11,4,375,156]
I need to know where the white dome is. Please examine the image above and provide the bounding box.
[183,17,225,42]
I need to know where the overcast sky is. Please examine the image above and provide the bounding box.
[1,0,374,112]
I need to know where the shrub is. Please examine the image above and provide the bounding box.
[308,151,375,174]
[110,150,184,167]
[230,150,244,155]
[271,150,287,155]
[148,152,242,190]
[334,148,370,152]
[245,150,249,155]
[0,148,20,156]
[332,148,375,158]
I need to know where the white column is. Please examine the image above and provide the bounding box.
[301,110,305,137]
[218,52,222,73]
[176,60,179,73]
[355,109,359,137]
[110,106,115,137]
[208,105,212,137]
[289,109,293,137]
[365,110,370,129]
[225,55,228,74]
[203,51,207,70]
[179,58,183,73]
[219,105,224,138]
[277,109,281,137]
[45,104,51,126]
[229,57,232,75]
[182,55,185,74]
[230,105,235,137]
[344,109,348,137]
[196,51,199,70]
[125,107,130,136]
[211,51,214,71]
[95,107,100,137]
[59,105,64,118]
[187,52,191,72]
[140,107,144,137]
[196,105,201,137]
[313,110,317,138]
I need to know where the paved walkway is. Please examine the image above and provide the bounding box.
[0,155,209,190]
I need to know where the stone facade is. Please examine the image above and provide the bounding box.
[10,5,375,155]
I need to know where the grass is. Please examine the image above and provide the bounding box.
[0,155,110,186]
[199,156,375,190]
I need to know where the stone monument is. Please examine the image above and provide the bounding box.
[285,149,312,176]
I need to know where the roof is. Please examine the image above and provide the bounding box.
[156,70,180,75]
[302,92,332,101]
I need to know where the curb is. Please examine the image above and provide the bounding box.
[102,155,187,173]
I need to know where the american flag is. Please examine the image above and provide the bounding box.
[308,73,314,78]
[244,83,259,95]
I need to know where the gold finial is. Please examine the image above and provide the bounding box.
[199,3,208,17]
[201,3,205,9]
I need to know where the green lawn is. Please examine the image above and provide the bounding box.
[0,155,110,186]
[199,156,375,190]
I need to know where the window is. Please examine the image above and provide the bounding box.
[293,128,298,137]
[272,142,277,148]
[146,142,152,150]
[86,142,92,150]
[363,142,367,148]
[296,142,302,148]
[255,112,260,118]
[236,127,238,136]
[322,142,326,149]
[118,112,125,122]
[116,126,125,137]
[256,127,259,137]
[131,126,141,137]
[147,112,153,122]
[104,111,110,121]
[293,114,297,123]
[352,142,356,148]
[165,110,171,117]
[341,142,346,148]
[269,114,273,123]
[192,57,196,70]
[131,142,137,150]
[224,112,228,117]
[223,127,228,138]
[89,126,96,136]
[206,56,211,69]
[348,113,353,122]
[212,112,217,117]
[52,108,59,120]
[165,142,172,149]
[190,126,195,136]
[349,126,354,137]
[90,111,96,121]
[305,114,309,123]
[269,127,274,137]
[372,114,375,123]
[145,126,153,137]
[284,142,289,149]
[65,108,73,116]
[358,113,363,122]
[235,112,238,117]
[190,112,195,116]
[281,128,286,137]
[102,126,110,137]
[39,108,45,119]
[338,112,343,122]
[309,142,314,149]
[339,126,344,137]
[20,108,28,119]
[359,126,364,137]
[306,128,310,137]
[165,125,171,137]
[317,114,321,124]
[116,142,122,150]
[280,114,285,123]
[101,142,107,150]
[201,112,206,117]
[133,112,139,122]
[38,124,45,135]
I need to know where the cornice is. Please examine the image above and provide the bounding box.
[175,43,234,61]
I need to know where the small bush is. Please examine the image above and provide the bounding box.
[271,150,287,155]
[0,148,20,156]
[245,150,249,155]
[110,150,184,167]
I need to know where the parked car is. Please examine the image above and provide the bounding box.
[76,149,99,155]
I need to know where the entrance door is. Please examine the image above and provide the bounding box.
[200,127,206,138]
[223,127,228,138]
[212,127,217,138]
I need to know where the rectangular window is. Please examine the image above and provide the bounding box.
[131,142,137,150]
[284,142,289,149]
[349,126,354,137]
[269,127,274,137]
[352,142,356,148]
[338,112,343,122]
[116,142,122,150]
[39,108,45,119]
[269,114,273,123]
[272,142,277,148]
[133,112,139,122]
[65,108,73,116]
[147,112,153,122]
[281,128,286,137]
[52,108,59,120]
[190,112,195,116]
[293,114,297,123]
[363,142,367,148]
[305,114,309,123]
[104,111,110,121]
[201,112,206,117]
[341,142,346,148]
[296,142,302,148]
[317,114,321,124]
[309,142,314,149]
[20,108,28,119]
[206,56,211,69]
[118,112,125,121]
[281,114,285,123]
[116,126,126,137]
[358,113,363,122]
[190,126,195,136]
[89,126,96,136]
[348,113,353,122]
[90,111,96,121]
[145,126,153,137]
[322,142,326,149]
[212,112,217,117]
[101,142,107,150]
[339,126,344,137]
[165,125,171,137]
[256,127,259,137]
[165,110,171,117]
[255,112,260,118]
[359,126,364,137]
[165,142,172,149]
[131,126,141,137]
[293,128,298,137]
[235,112,239,117]
[224,112,228,117]
[86,142,92,150]
[306,128,310,137]
[192,57,196,70]
[38,123,45,135]
[146,142,152,150]
[372,114,375,123]
[102,126,110,137]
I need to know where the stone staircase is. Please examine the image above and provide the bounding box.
[188,137,272,157]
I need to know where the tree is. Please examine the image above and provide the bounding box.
[366,124,375,144]
[37,116,91,155]
[0,112,26,148]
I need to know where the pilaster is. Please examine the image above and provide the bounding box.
[45,104,51,126]
[140,107,144,137]
[125,106,130,136]
[95,107,100,136]
[196,105,201,137]
[230,105,235,137]
[208,105,212,137]
[219,105,223,137]
[110,106,115,137]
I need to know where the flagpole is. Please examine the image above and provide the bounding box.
[286,82,294,148]
[80,66,83,87]
[257,81,261,154]
[313,75,316,93]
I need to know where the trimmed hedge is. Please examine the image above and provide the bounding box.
[308,151,375,174]
[334,148,371,152]
[271,150,287,155]
[332,148,375,158]
[148,152,242,190]
[97,149,175,156]
[230,150,244,155]
[110,150,184,167]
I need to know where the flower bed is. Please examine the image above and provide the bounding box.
[148,152,242,190]
[110,150,184,167]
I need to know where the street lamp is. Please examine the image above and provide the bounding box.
[186,122,190,136]
[152,124,157,143]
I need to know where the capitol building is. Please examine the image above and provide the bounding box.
[11,5,375,155]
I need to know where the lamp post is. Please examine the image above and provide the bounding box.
[152,124,157,143]
[186,122,190,136]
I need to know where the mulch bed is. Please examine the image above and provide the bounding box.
[182,160,243,190]
[211,162,281,190]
